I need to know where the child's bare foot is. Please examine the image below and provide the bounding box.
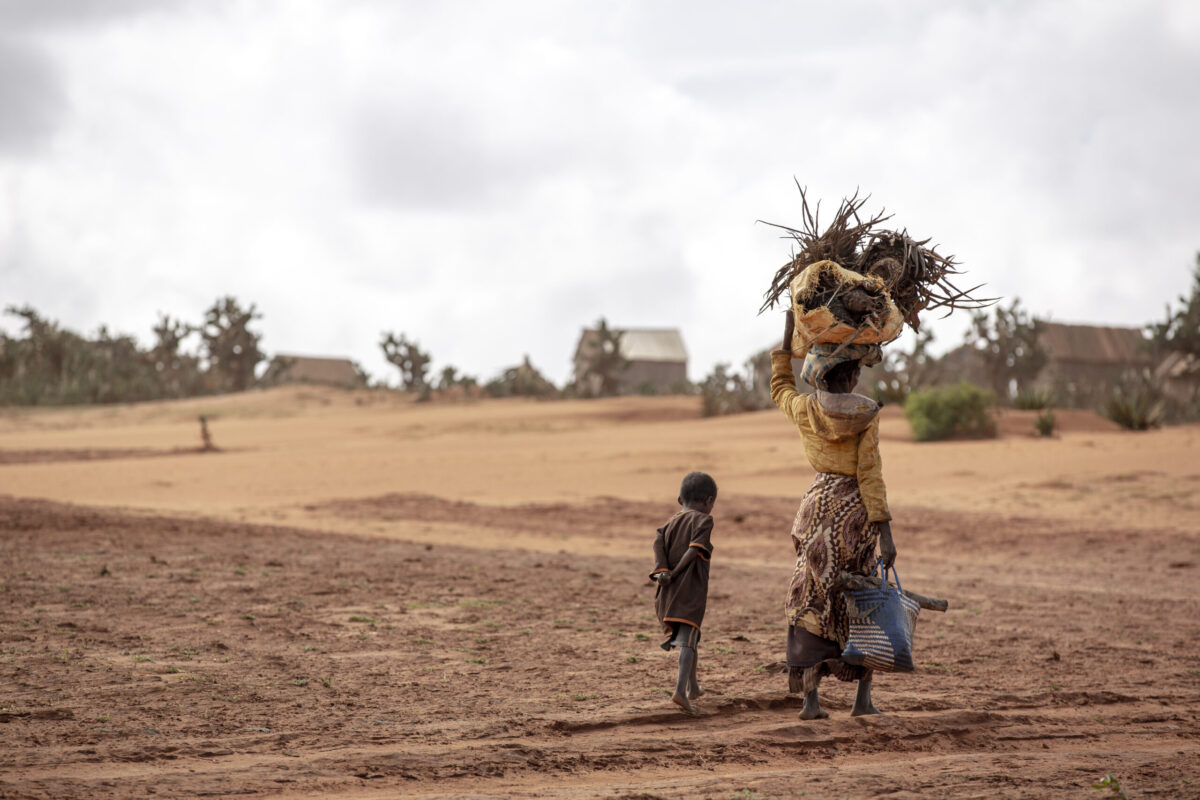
[671,692,700,715]
[687,683,705,699]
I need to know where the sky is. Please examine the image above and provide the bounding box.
[2,0,1198,386]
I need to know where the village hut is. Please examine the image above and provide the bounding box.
[1154,351,1200,405]
[937,321,1152,406]
[271,354,364,388]
[1031,322,1153,406]
[572,327,688,395]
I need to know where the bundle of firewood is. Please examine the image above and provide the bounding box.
[760,187,992,340]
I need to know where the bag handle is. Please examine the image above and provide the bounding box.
[875,558,903,592]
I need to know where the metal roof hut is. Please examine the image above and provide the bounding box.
[572,327,689,395]
[271,354,364,388]
[1155,351,1200,405]
[1031,322,1153,407]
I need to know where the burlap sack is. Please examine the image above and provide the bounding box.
[788,260,903,357]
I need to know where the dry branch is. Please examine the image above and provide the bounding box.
[834,570,949,612]
[759,186,995,329]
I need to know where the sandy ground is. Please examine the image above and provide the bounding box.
[1,388,1199,798]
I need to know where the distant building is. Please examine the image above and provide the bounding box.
[1155,351,1200,404]
[936,321,1153,405]
[939,344,989,388]
[270,354,364,388]
[1032,321,1152,405]
[761,320,1155,407]
[572,327,688,395]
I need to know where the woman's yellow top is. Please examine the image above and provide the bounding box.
[770,350,891,522]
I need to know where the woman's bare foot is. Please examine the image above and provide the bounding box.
[799,690,828,720]
[851,673,880,716]
[671,692,700,715]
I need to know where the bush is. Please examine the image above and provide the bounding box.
[1103,386,1163,431]
[485,356,558,399]
[904,382,997,441]
[1013,387,1054,410]
[1034,409,1057,437]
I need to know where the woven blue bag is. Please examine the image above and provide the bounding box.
[841,562,919,672]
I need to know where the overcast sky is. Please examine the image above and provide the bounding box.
[2,0,1198,385]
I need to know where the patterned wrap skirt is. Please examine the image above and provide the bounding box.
[785,472,880,691]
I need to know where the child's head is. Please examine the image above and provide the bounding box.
[678,471,718,513]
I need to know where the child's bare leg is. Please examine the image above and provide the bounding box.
[686,657,700,700]
[687,652,704,699]
[850,669,881,716]
[672,645,699,714]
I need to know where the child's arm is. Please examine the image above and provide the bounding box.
[663,547,700,584]
[650,526,670,581]
[663,516,713,583]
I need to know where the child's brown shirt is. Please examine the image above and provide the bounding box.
[651,509,714,634]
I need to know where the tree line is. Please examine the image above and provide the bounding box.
[0,297,267,406]
[0,298,633,406]
[5,254,1196,420]
[379,317,629,401]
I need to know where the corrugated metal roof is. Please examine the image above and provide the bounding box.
[575,328,688,363]
[1038,322,1151,366]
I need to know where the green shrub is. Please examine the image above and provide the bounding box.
[904,382,997,441]
[1034,409,1057,437]
[1013,387,1054,410]
[1103,386,1163,431]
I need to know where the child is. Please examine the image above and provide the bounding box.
[650,471,717,715]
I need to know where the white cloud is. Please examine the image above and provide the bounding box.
[1,0,1197,386]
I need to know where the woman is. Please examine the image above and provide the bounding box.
[770,310,897,720]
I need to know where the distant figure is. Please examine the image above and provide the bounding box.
[771,310,896,719]
[650,471,717,715]
[198,416,216,451]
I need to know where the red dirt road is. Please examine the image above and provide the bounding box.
[2,494,1198,799]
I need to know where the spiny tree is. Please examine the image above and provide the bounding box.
[964,298,1046,402]
[380,331,430,390]
[1148,252,1200,361]
[151,314,205,397]
[577,317,628,397]
[201,297,265,392]
[869,329,942,404]
[699,361,770,417]
[437,365,477,391]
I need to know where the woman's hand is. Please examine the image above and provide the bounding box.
[877,521,897,569]
[782,308,795,352]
